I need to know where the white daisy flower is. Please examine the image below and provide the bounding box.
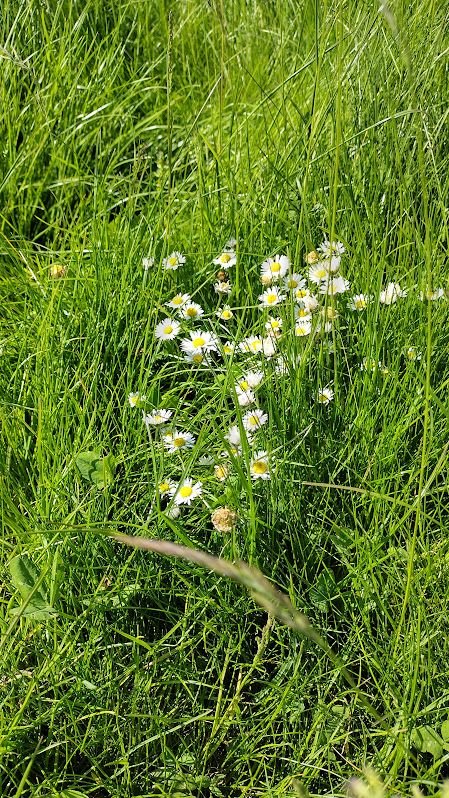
[265,317,283,335]
[216,305,234,321]
[295,306,312,320]
[260,273,274,286]
[348,293,373,311]
[258,286,286,308]
[300,292,319,313]
[318,239,345,258]
[420,287,445,301]
[250,450,270,480]
[214,280,232,295]
[166,505,181,519]
[239,335,263,354]
[163,251,186,271]
[225,237,237,250]
[144,409,173,426]
[261,336,277,358]
[128,392,146,408]
[213,251,236,269]
[180,330,218,354]
[214,463,230,481]
[180,302,204,321]
[294,319,312,336]
[320,305,339,321]
[155,318,181,340]
[294,285,310,302]
[222,340,236,356]
[316,386,334,405]
[308,262,331,284]
[242,409,268,432]
[379,282,407,304]
[173,478,203,506]
[166,293,191,310]
[320,276,350,295]
[183,350,211,365]
[158,478,176,497]
[284,273,306,291]
[260,255,290,282]
[236,386,256,407]
[243,370,264,389]
[163,429,196,453]
[225,424,244,452]
[142,257,154,270]
[405,346,422,361]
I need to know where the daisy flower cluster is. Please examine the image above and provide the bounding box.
[130,236,447,521]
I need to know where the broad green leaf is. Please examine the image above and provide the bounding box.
[9,554,57,620]
[441,719,449,742]
[411,726,443,758]
[75,450,115,488]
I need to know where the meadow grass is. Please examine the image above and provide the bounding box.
[1,0,449,795]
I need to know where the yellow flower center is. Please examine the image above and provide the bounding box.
[248,415,259,427]
[252,460,268,474]
[222,310,232,319]
[221,253,231,263]
[250,341,261,351]
[186,307,197,317]
[267,293,277,304]
[172,296,183,305]
[287,279,297,288]
[159,481,170,493]
[192,336,205,348]
[163,325,173,335]
[192,353,204,363]
[239,380,249,391]
[215,465,228,480]
[296,289,307,298]
[355,299,366,309]
[179,485,193,498]
[168,257,177,266]
[173,437,186,448]
[271,262,281,272]
[297,308,308,318]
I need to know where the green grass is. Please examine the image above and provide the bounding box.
[1,0,449,795]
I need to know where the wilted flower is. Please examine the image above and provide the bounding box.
[211,506,238,532]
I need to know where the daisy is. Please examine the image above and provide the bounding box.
[158,478,176,497]
[180,302,204,321]
[320,305,339,321]
[173,478,203,506]
[166,293,191,310]
[265,317,283,335]
[284,273,306,291]
[294,319,312,337]
[243,409,268,432]
[163,251,185,271]
[236,386,256,407]
[258,286,286,309]
[309,262,331,284]
[260,255,290,282]
[142,257,154,270]
[320,276,350,295]
[128,392,146,408]
[213,251,236,269]
[348,294,373,311]
[305,250,319,264]
[183,350,211,365]
[239,335,263,355]
[222,340,236,356]
[163,429,196,453]
[225,238,237,250]
[214,463,230,481]
[301,293,319,313]
[144,409,173,426]
[250,450,271,480]
[420,287,445,301]
[405,346,422,361]
[294,285,310,302]
[379,282,407,305]
[260,273,274,286]
[214,281,232,295]
[261,336,277,358]
[225,424,245,452]
[318,239,345,258]
[295,306,312,320]
[180,330,218,354]
[243,370,264,389]
[316,386,334,405]
[155,318,181,340]
[216,305,234,321]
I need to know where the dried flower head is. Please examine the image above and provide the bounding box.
[211,506,238,533]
